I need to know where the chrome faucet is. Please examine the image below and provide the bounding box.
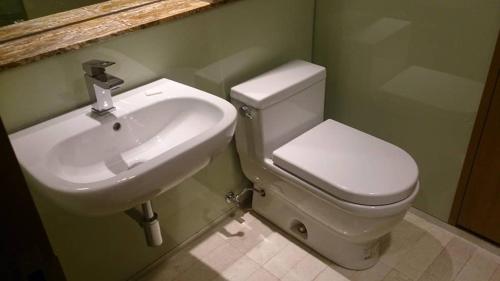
[82,60,124,115]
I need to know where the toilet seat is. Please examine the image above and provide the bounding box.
[272,119,419,206]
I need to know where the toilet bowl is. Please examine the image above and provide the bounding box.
[230,60,419,269]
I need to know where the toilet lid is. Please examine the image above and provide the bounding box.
[272,119,419,206]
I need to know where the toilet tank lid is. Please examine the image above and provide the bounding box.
[230,60,326,109]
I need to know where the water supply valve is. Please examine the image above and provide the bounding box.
[240,105,256,120]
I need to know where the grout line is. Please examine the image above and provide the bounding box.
[416,244,451,281]
[379,268,391,281]
[313,266,329,281]
[419,239,451,280]
[489,265,500,281]
[242,212,289,266]
[245,237,281,266]
[452,249,475,281]
[310,263,327,281]
[279,244,310,278]
[205,245,251,281]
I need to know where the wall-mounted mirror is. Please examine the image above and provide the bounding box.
[1,0,107,26]
[0,0,226,69]
[0,0,161,42]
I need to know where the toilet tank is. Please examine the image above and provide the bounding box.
[230,60,326,161]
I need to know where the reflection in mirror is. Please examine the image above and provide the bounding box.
[0,0,161,43]
[1,0,107,27]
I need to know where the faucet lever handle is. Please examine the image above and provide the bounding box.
[82,60,116,76]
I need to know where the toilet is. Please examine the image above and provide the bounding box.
[230,60,419,270]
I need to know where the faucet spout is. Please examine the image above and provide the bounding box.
[88,82,116,114]
[82,60,124,115]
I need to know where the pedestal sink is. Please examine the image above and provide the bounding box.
[10,79,237,216]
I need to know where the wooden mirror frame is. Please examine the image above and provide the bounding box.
[0,0,162,43]
[0,0,231,70]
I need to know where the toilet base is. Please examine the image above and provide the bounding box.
[252,187,381,270]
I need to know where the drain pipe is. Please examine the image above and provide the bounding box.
[141,201,163,247]
[125,200,163,247]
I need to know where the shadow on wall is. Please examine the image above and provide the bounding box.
[193,47,274,96]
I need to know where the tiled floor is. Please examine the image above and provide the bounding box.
[136,210,500,281]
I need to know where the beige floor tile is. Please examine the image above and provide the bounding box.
[455,249,499,281]
[138,250,198,281]
[409,208,500,257]
[189,231,228,259]
[417,237,475,281]
[489,265,500,281]
[241,212,259,223]
[263,242,307,278]
[381,220,426,267]
[173,260,220,281]
[485,250,500,264]
[404,212,428,228]
[174,242,243,281]
[328,263,357,279]
[228,228,270,254]
[139,230,231,281]
[404,213,453,246]
[228,230,265,253]
[246,232,290,265]
[174,242,242,281]
[326,260,392,281]
[394,233,446,280]
[313,267,351,281]
[423,225,454,247]
[245,214,274,236]
[219,218,248,236]
[219,217,270,254]
[204,243,243,271]
[382,269,414,281]
[212,255,260,281]
[350,261,392,281]
[281,253,327,281]
[245,268,279,281]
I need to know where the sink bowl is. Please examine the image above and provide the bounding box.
[10,79,237,215]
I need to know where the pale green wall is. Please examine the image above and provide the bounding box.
[313,0,500,221]
[3,0,496,278]
[0,0,315,280]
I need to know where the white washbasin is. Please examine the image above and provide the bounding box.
[10,79,237,215]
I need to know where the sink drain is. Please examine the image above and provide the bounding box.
[113,122,121,131]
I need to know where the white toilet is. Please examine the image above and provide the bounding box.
[230,60,419,269]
